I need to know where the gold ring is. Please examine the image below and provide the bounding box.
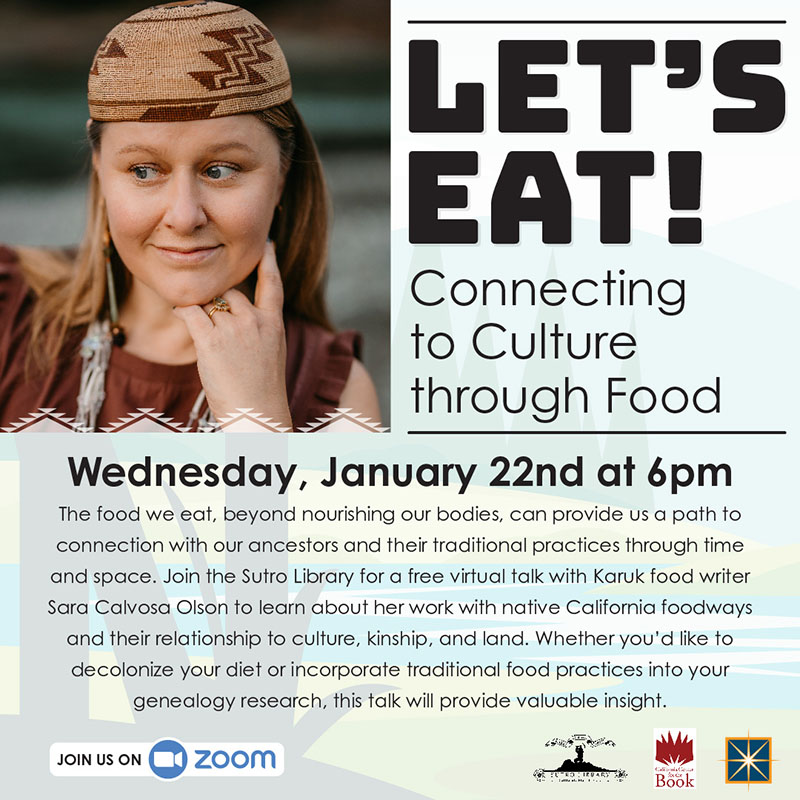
[207,296,230,320]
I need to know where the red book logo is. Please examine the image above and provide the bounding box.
[656,732,694,766]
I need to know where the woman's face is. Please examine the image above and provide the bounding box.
[93,114,284,307]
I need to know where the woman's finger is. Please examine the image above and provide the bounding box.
[254,240,284,312]
[173,304,213,338]
[217,288,252,314]
[200,295,236,325]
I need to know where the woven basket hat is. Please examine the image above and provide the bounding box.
[87,1,292,122]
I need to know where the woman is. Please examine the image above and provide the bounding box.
[0,1,380,432]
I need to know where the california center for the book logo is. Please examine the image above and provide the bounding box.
[533,733,627,783]
[654,729,696,789]
[723,735,774,786]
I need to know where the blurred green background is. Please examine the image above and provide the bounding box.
[0,0,390,422]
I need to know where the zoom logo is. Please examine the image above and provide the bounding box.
[149,739,187,780]
[150,740,283,781]
[51,740,284,779]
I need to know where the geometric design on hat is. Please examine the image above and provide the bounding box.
[156,1,211,8]
[189,24,277,91]
[139,103,219,121]
[89,36,128,76]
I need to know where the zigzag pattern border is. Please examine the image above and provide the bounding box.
[1,407,387,433]
[297,408,388,433]
[1,409,86,433]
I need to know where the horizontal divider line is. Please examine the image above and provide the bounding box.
[407,20,787,25]
[407,430,787,435]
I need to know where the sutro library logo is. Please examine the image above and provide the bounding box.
[533,732,627,783]
[654,729,695,789]
[723,735,774,786]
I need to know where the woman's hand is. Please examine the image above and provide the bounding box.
[173,241,292,429]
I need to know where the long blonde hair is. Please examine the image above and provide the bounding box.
[19,100,333,369]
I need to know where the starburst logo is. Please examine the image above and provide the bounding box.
[723,735,774,786]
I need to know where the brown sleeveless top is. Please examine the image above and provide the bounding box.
[0,246,360,431]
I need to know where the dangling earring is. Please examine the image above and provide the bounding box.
[103,227,126,347]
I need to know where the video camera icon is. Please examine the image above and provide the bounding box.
[149,739,188,780]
